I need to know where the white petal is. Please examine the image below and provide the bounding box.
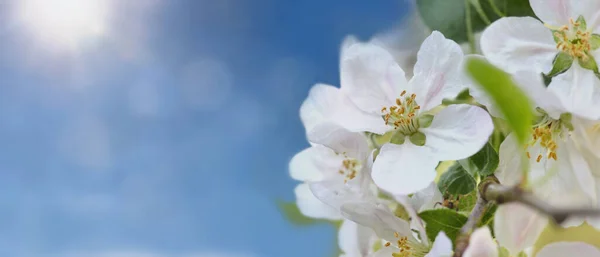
[410,181,444,213]
[309,178,373,211]
[340,41,409,114]
[532,138,597,207]
[481,17,557,74]
[463,227,498,257]
[538,242,600,257]
[371,247,396,257]
[494,203,548,255]
[512,71,565,119]
[395,194,429,246]
[339,220,375,257]
[531,0,600,27]
[289,145,342,182]
[424,232,453,257]
[530,0,572,26]
[548,64,600,120]
[301,83,389,136]
[372,143,438,195]
[294,183,342,220]
[420,104,494,161]
[300,84,341,133]
[340,201,414,243]
[410,31,466,111]
[495,134,523,187]
[307,124,370,161]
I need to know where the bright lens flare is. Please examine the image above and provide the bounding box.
[16,0,109,49]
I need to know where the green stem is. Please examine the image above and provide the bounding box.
[465,0,476,54]
[487,0,505,17]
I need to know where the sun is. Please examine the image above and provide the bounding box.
[15,0,110,50]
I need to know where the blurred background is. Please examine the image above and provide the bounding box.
[0,0,412,256]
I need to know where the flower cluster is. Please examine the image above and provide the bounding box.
[289,0,600,256]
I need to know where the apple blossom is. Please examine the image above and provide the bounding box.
[481,0,600,119]
[338,31,493,195]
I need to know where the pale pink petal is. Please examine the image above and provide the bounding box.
[295,183,342,220]
[481,17,556,74]
[371,143,438,195]
[420,104,494,161]
[340,42,409,114]
[494,203,548,255]
[410,31,466,111]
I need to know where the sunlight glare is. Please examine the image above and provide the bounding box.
[16,0,110,49]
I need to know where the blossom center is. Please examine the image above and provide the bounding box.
[552,17,592,59]
[383,232,428,257]
[338,157,361,183]
[525,112,572,162]
[381,90,421,135]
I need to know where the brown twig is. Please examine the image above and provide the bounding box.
[453,176,600,257]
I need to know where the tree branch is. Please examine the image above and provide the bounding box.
[453,176,600,257]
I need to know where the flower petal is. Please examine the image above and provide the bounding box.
[294,183,342,220]
[548,63,600,120]
[340,201,414,243]
[495,134,523,187]
[420,104,494,161]
[494,203,548,255]
[395,194,429,246]
[338,219,375,257]
[530,0,572,26]
[409,31,466,111]
[538,242,600,257]
[340,41,409,114]
[531,0,600,27]
[481,17,556,74]
[289,145,342,182]
[371,246,396,257]
[301,83,389,136]
[514,71,566,119]
[463,227,498,257]
[424,232,453,257]
[300,83,340,133]
[371,143,438,195]
[532,138,597,207]
[410,181,444,213]
[307,124,370,161]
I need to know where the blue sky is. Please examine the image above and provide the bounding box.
[0,0,409,256]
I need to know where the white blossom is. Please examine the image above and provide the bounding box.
[338,31,493,195]
[480,0,600,119]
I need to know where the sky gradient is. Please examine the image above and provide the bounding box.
[0,0,409,256]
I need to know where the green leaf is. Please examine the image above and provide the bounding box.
[591,34,600,50]
[466,58,533,145]
[469,0,491,24]
[460,143,499,176]
[418,209,469,244]
[438,163,477,195]
[579,54,599,73]
[277,201,319,226]
[457,190,478,213]
[576,15,587,30]
[546,52,574,77]
[416,0,535,43]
